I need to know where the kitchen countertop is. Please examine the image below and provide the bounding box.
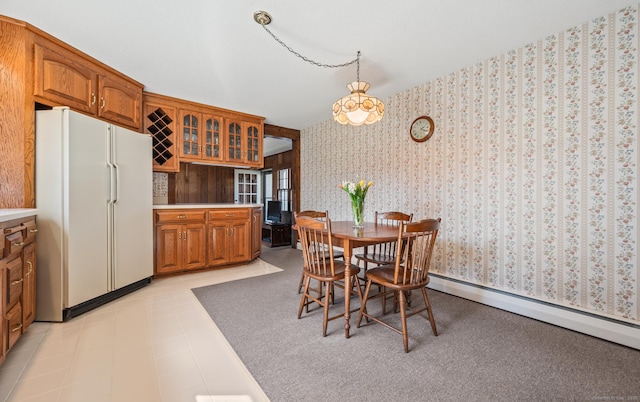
[0,208,38,222]
[153,204,262,209]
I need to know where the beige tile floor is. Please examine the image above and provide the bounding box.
[0,259,281,402]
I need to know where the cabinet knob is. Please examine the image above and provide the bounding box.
[29,228,38,233]
[178,215,187,219]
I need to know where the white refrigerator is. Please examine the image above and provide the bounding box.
[35,107,153,321]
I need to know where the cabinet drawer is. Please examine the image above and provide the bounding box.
[7,257,23,308]
[21,220,38,244]
[4,229,24,258]
[155,210,206,223]
[6,302,23,350]
[208,209,250,221]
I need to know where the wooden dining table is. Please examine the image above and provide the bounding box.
[327,221,400,338]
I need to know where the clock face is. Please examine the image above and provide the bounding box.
[410,116,434,142]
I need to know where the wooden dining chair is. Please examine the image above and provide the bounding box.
[354,211,413,275]
[295,210,344,294]
[296,215,363,336]
[357,218,440,352]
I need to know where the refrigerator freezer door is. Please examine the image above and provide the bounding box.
[111,126,153,289]
[65,111,110,307]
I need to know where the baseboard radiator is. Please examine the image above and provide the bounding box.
[428,274,640,350]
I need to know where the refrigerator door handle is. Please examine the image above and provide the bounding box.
[113,162,119,205]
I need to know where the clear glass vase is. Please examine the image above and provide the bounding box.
[351,198,364,229]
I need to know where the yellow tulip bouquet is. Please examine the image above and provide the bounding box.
[339,180,373,228]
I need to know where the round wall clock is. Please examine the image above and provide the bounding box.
[409,116,434,142]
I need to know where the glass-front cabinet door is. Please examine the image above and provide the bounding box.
[180,110,200,159]
[203,114,223,162]
[245,122,262,167]
[228,121,243,163]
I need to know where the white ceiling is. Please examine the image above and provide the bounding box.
[3,0,638,130]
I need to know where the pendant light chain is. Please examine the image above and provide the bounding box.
[259,23,359,69]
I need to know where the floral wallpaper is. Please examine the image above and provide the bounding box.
[301,6,638,323]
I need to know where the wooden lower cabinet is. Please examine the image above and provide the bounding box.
[22,242,36,330]
[155,223,206,275]
[1,215,37,368]
[0,258,5,366]
[251,208,262,259]
[154,207,260,276]
[206,209,250,267]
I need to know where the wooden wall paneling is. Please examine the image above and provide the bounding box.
[0,18,33,208]
[264,124,300,213]
[172,163,235,204]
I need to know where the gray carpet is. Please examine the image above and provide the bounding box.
[192,246,640,402]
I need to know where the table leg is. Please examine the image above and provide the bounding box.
[343,239,352,338]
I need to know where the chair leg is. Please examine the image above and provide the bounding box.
[381,287,387,314]
[322,280,330,337]
[297,269,305,293]
[398,290,410,353]
[298,275,311,318]
[351,273,364,304]
[357,279,373,327]
[422,287,438,336]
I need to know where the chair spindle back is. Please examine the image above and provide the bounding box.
[296,216,338,278]
[394,218,440,286]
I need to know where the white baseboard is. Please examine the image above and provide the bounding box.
[428,275,640,350]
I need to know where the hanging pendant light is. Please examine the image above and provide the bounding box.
[253,11,384,126]
[332,81,385,125]
[333,52,384,126]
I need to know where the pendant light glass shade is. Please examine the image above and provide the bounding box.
[332,81,384,126]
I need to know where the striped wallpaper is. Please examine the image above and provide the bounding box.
[301,5,639,324]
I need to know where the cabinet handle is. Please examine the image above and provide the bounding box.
[27,261,33,274]
[178,232,182,240]
[183,231,186,240]
[11,323,23,333]
[11,278,24,286]
[178,215,187,219]
[29,228,38,233]
[13,241,24,247]
[91,93,96,105]
[225,214,234,217]
[100,97,105,109]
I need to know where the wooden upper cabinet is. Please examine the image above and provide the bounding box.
[143,92,264,170]
[227,120,263,168]
[34,43,98,115]
[245,122,263,167]
[202,113,224,163]
[179,110,225,164]
[143,95,178,172]
[33,38,143,131]
[227,120,243,163]
[97,74,142,130]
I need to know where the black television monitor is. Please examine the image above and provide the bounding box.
[266,200,282,223]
